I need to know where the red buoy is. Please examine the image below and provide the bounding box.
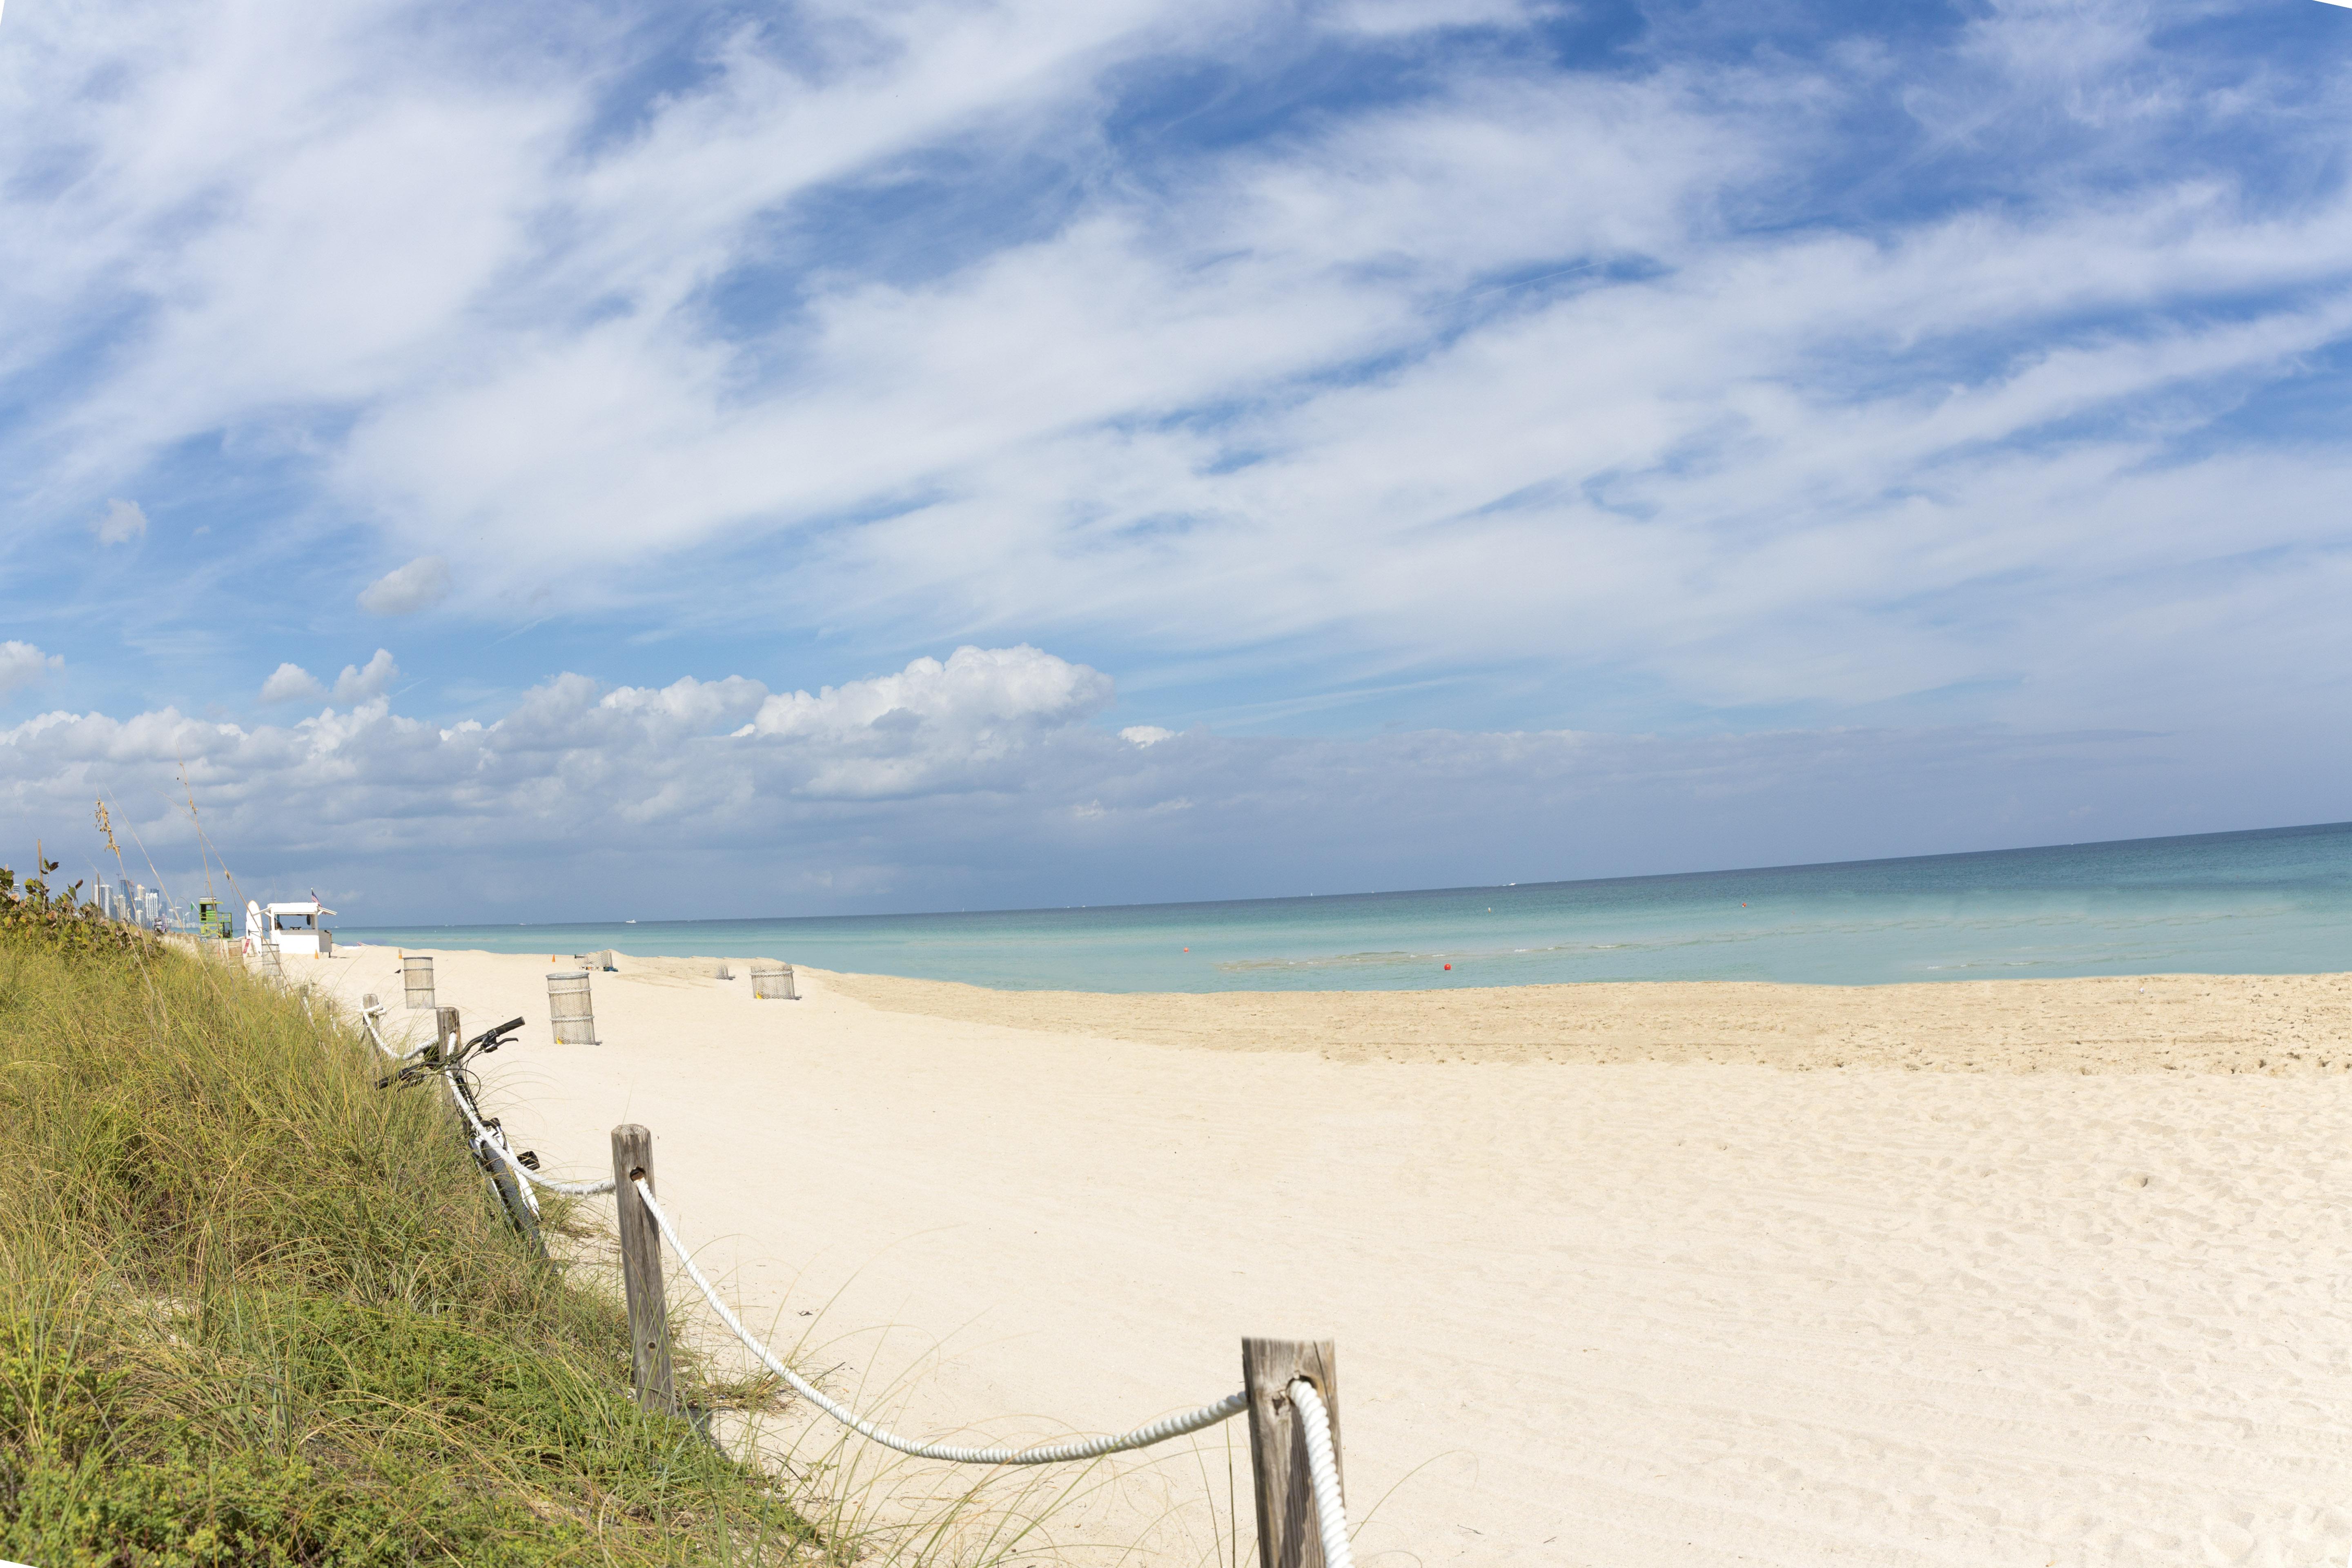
[1443,963,1452,971]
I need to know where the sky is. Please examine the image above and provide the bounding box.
[2,0,2350,923]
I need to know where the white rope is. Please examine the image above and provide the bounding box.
[513,1163,616,1197]
[631,1176,1247,1464]
[359,1006,430,1065]
[1289,1378,1355,1568]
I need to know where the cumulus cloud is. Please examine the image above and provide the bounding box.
[0,642,2326,923]
[259,650,401,704]
[359,557,451,616]
[259,663,327,703]
[0,648,1127,887]
[0,642,63,693]
[726,645,1113,798]
[333,649,399,701]
[1120,726,1175,746]
[91,499,147,546]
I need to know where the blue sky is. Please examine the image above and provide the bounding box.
[3,0,2350,922]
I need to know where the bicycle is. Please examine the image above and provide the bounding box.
[376,1013,546,1249]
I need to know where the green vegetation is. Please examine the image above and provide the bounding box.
[0,887,815,1565]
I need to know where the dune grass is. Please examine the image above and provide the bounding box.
[0,908,817,1565]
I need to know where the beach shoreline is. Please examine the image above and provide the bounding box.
[352,944,2352,1072]
[303,945,2352,1563]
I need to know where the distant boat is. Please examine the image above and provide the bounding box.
[624,919,636,924]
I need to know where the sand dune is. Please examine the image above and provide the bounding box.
[304,949,2352,1565]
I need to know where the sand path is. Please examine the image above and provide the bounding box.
[301,949,2352,1566]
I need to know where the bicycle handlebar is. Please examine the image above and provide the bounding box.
[468,1017,526,1053]
[375,1016,528,1089]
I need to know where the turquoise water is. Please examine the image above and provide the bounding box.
[345,822,2352,992]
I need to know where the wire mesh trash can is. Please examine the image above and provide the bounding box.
[548,970,599,1045]
[402,954,435,1010]
[750,962,798,1000]
[256,944,283,982]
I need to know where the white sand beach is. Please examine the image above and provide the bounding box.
[301,948,2352,1566]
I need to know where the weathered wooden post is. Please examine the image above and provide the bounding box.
[548,970,599,1045]
[402,954,435,1009]
[432,1005,461,1067]
[610,1124,676,1414]
[1243,1338,1343,1568]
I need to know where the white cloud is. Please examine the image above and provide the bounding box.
[259,662,327,703]
[193,32,2343,745]
[261,651,399,704]
[0,643,2332,922]
[358,557,450,616]
[2,0,2351,802]
[332,648,399,701]
[0,642,63,693]
[1120,725,1175,746]
[0,648,1128,884]
[744,645,1109,737]
[91,498,147,546]
[739,644,1113,797]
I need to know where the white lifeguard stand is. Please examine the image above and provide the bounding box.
[245,896,336,958]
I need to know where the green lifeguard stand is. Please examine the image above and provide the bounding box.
[196,898,232,940]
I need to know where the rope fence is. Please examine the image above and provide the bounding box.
[632,1172,1250,1464]
[345,984,1356,1567]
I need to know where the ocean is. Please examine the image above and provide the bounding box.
[343,821,2352,992]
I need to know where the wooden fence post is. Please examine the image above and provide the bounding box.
[432,1005,461,1066]
[611,1124,676,1414]
[1243,1338,1342,1568]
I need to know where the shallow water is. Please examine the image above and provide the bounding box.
[343,820,2352,992]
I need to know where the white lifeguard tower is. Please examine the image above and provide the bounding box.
[244,896,336,957]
